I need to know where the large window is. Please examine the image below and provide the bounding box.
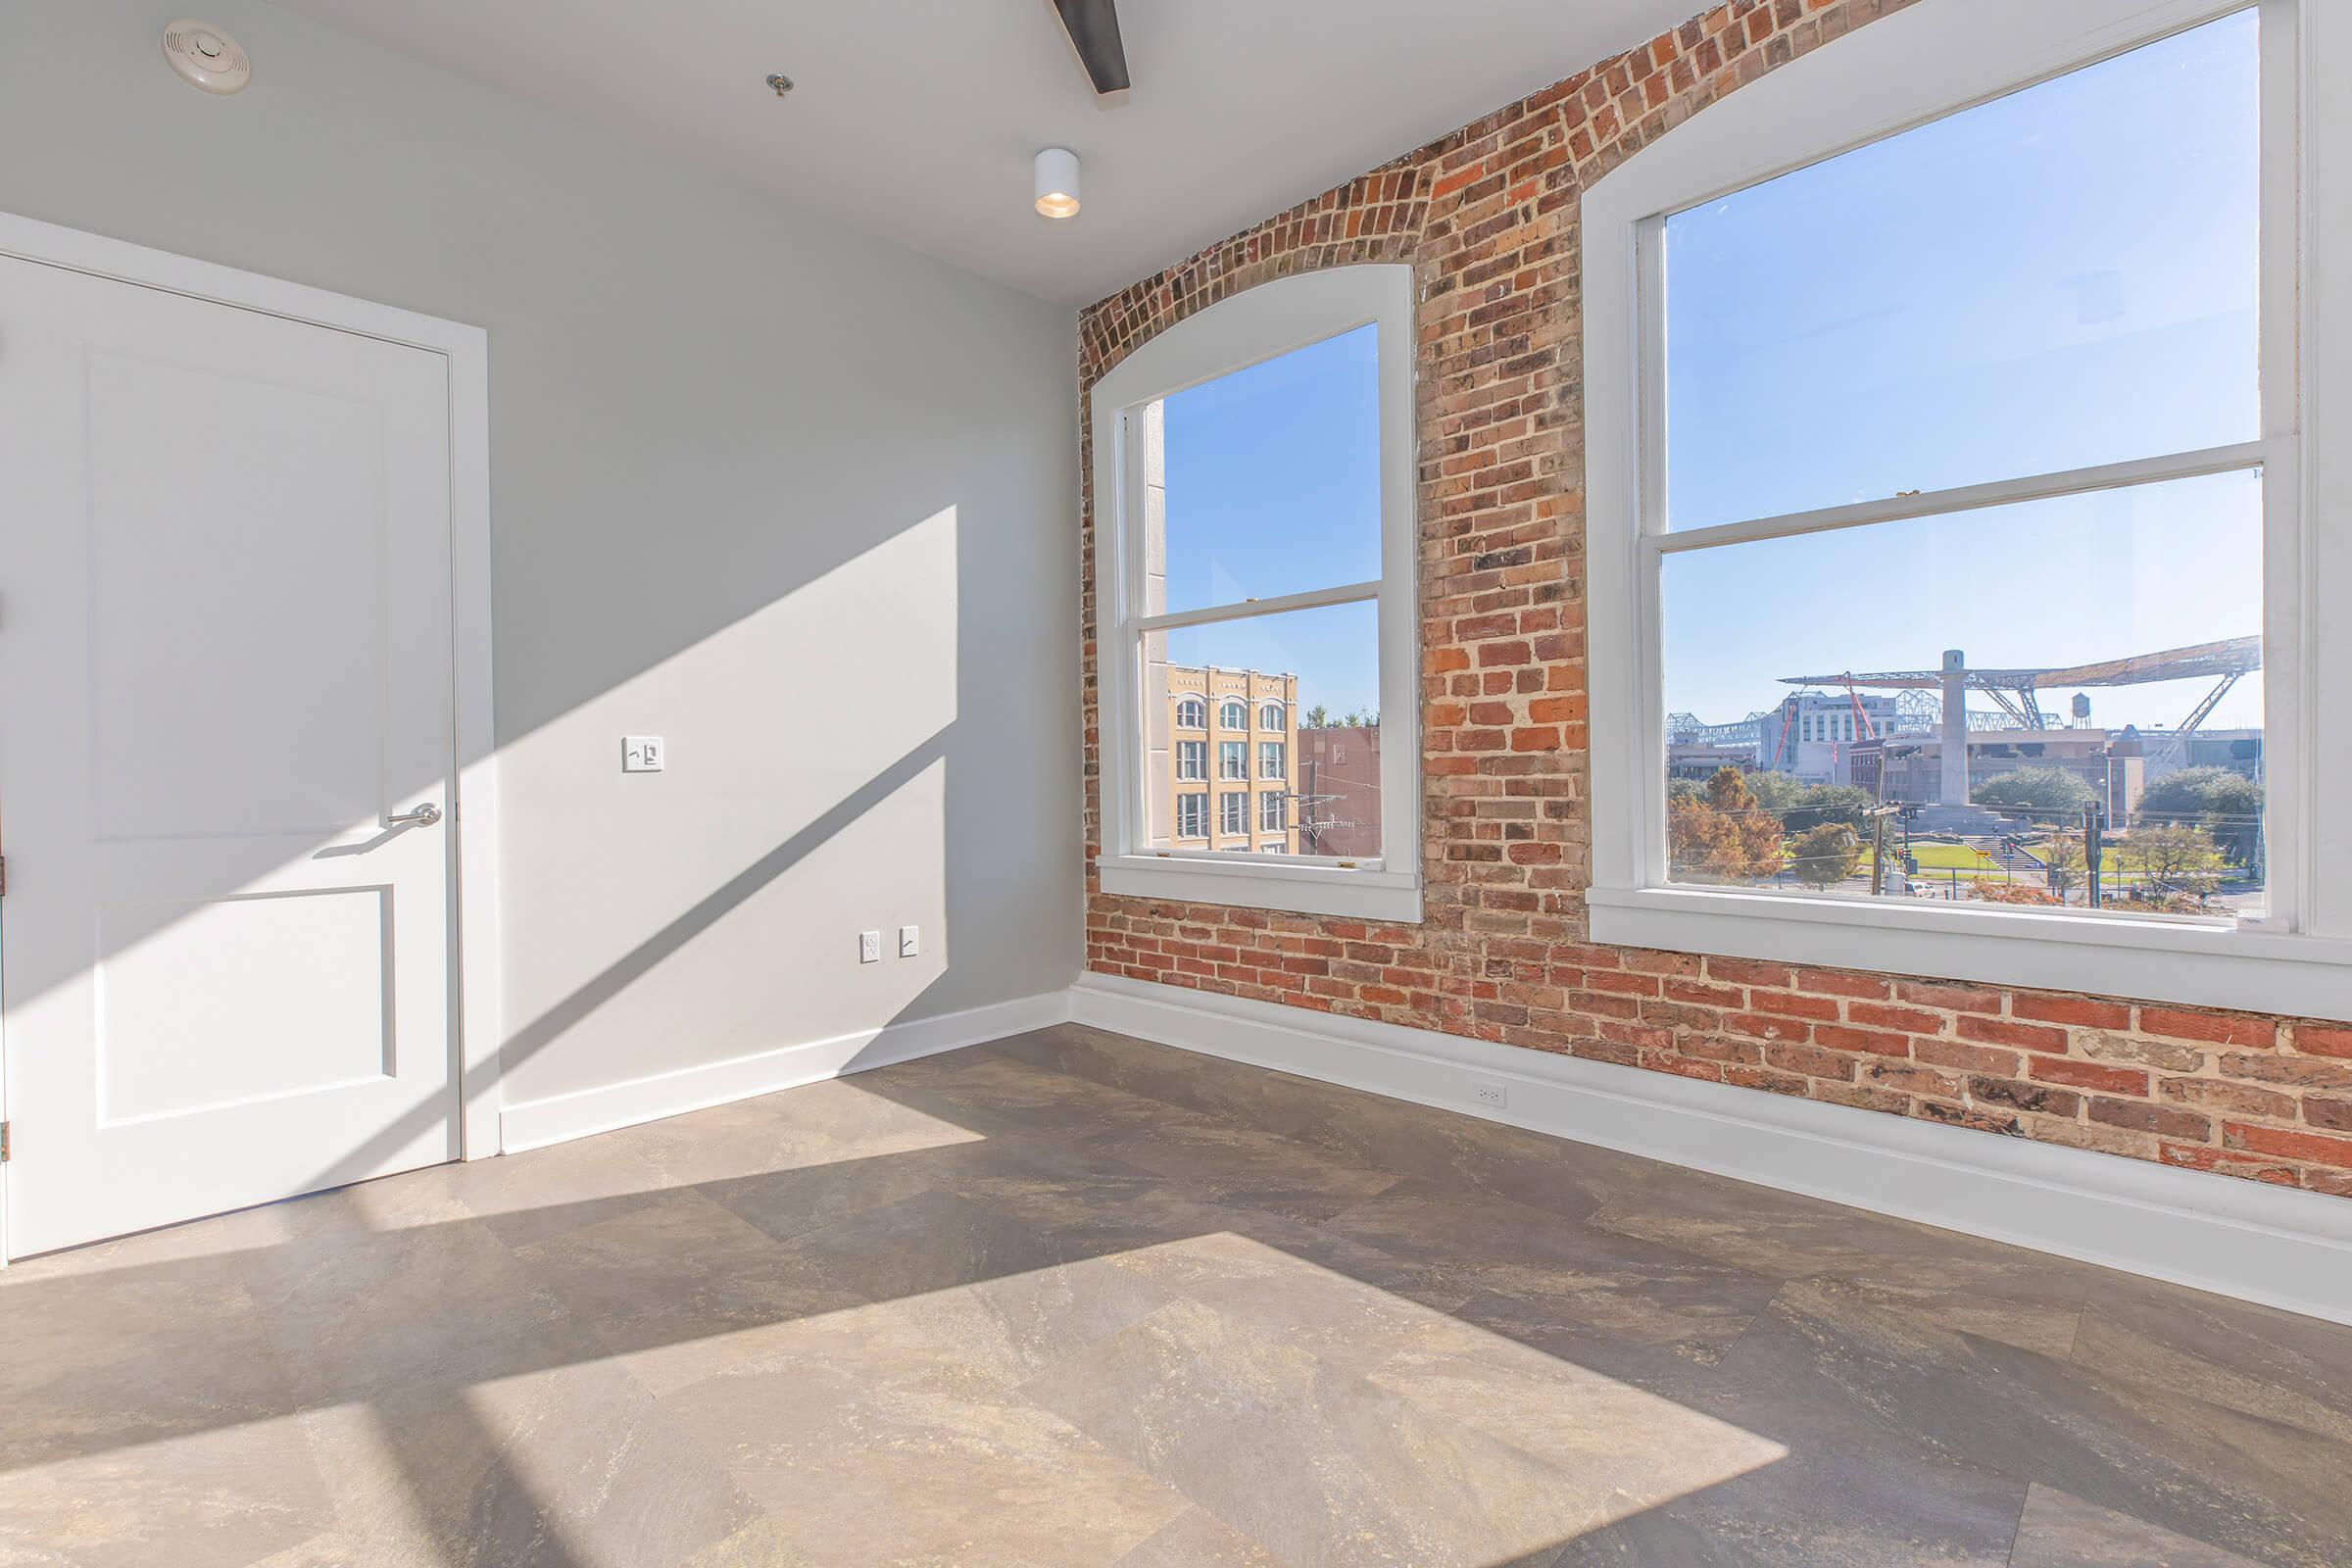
[1176,793,1207,840]
[1176,740,1205,781]
[1585,0,2347,1017]
[1220,791,1248,837]
[1094,266,1421,921]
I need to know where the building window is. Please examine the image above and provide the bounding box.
[1097,265,1422,921]
[1176,793,1207,839]
[1175,697,1206,730]
[1176,740,1205,780]
[1259,790,1287,833]
[1221,791,1248,836]
[1583,0,2346,1017]
[1260,842,1287,856]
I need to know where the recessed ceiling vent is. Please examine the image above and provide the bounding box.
[162,20,252,95]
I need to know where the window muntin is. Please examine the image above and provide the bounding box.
[1220,791,1248,836]
[1259,741,1287,780]
[1219,699,1248,731]
[1176,697,1206,729]
[1259,790,1287,833]
[1176,740,1205,781]
[1661,12,2260,533]
[1652,12,2272,929]
[1259,701,1286,730]
[1219,741,1247,780]
[1176,793,1207,839]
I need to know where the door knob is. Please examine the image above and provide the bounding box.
[386,803,442,828]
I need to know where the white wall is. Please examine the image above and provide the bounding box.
[0,0,1082,1105]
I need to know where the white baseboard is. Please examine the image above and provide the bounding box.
[1070,973,2352,1327]
[497,991,1072,1154]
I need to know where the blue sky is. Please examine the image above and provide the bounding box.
[1158,8,2262,736]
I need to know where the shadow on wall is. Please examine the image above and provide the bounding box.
[10,486,1063,1203]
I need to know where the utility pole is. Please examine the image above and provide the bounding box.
[2083,801,2107,910]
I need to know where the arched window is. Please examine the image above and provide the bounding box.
[1175,696,1206,730]
[1258,701,1285,731]
[1219,699,1247,731]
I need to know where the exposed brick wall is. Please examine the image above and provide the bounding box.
[1077,0,2352,1200]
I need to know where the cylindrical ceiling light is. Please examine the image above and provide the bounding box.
[1033,147,1082,220]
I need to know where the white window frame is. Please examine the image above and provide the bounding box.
[1259,701,1286,730]
[1220,789,1249,836]
[1219,698,1248,731]
[1260,789,1288,833]
[1093,265,1423,921]
[1176,697,1206,730]
[1176,792,1208,840]
[1176,739,1205,781]
[1259,740,1287,780]
[1219,740,1248,780]
[1583,0,2352,1017]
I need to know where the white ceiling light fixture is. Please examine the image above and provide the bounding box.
[162,19,252,94]
[1033,147,1081,220]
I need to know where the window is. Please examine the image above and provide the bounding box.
[1584,0,2347,1017]
[1097,265,1421,921]
[1221,791,1248,836]
[1176,793,1207,839]
[1176,740,1205,780]
[1176,697,1206,730]
[1260,790,1287,833]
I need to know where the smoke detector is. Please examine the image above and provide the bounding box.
[162,20,251,95]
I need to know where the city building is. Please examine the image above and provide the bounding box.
[1853,727,2146,819]
[1755,691,1904,783]
[1144,664,1298,855]
[1296,723,1382,857]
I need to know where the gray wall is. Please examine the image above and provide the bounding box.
[1,0,1082,1104]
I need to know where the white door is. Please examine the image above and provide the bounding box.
[0,254,460,1256]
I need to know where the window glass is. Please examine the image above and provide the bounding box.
[1661,12,2259,529]
[1155,325,1382,611]
[1220,741,1248,780]
[1661,470,2265,918]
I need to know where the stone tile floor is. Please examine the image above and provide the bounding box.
[3,1023,2349,1566]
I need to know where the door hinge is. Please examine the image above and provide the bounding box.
[1,1122,10,1163]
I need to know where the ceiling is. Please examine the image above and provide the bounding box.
[263,0,1698,308]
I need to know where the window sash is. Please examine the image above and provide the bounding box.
[1601,0,2304,941]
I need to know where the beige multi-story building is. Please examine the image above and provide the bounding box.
[1145,665,1299,855]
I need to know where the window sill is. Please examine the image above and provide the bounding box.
[1099,854,1423,923]
[1587,885,2352,1019]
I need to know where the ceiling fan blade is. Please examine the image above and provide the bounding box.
[1052,0,1130,94]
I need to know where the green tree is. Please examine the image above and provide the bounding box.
[1783,784,1873,834]
[2136,766,2263,867]
[2038,834,2088,902]
[1301,705,1330,729]
[1788,823,1863,889]
[1669,766,1784,884]
[1974,766,2095,820]
[2123,823,2226,900]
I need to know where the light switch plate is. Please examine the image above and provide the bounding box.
[899,925,919,958]
[622,736,664,772]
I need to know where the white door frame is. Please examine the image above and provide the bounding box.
[0,211,503,1260]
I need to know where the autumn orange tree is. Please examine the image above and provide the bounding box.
[1669,766,1785,884]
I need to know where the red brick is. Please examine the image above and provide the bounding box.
[2225,1122,2352,1170]
[2087,1098,2210,1141]
[2139,1008,2277,1049]
[2032,1058,2148,1096]
[1895,981,2004,1015]
[2011,995,2132,1030]
[1957,1015,2070,1054]
[2299,1026,2352,1059]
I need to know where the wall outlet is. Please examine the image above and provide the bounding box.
[622,735,664,772]
[899,924,919,958]
[1471,1081,1507,1109]
[858,930,881,963]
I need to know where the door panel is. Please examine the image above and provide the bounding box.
[0,254,460,1255]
